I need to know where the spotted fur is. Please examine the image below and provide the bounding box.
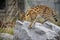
[24,5,58,28]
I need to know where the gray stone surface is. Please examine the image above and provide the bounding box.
[0,33,13,40]
[14,20,60,40]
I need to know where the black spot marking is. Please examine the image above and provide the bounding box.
[54,18,58,22]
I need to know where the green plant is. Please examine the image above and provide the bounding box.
[0,27,14,35]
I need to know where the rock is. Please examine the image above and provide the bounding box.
[0,33,13,40]
[14,20,60,40]
[43,21,60,40]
